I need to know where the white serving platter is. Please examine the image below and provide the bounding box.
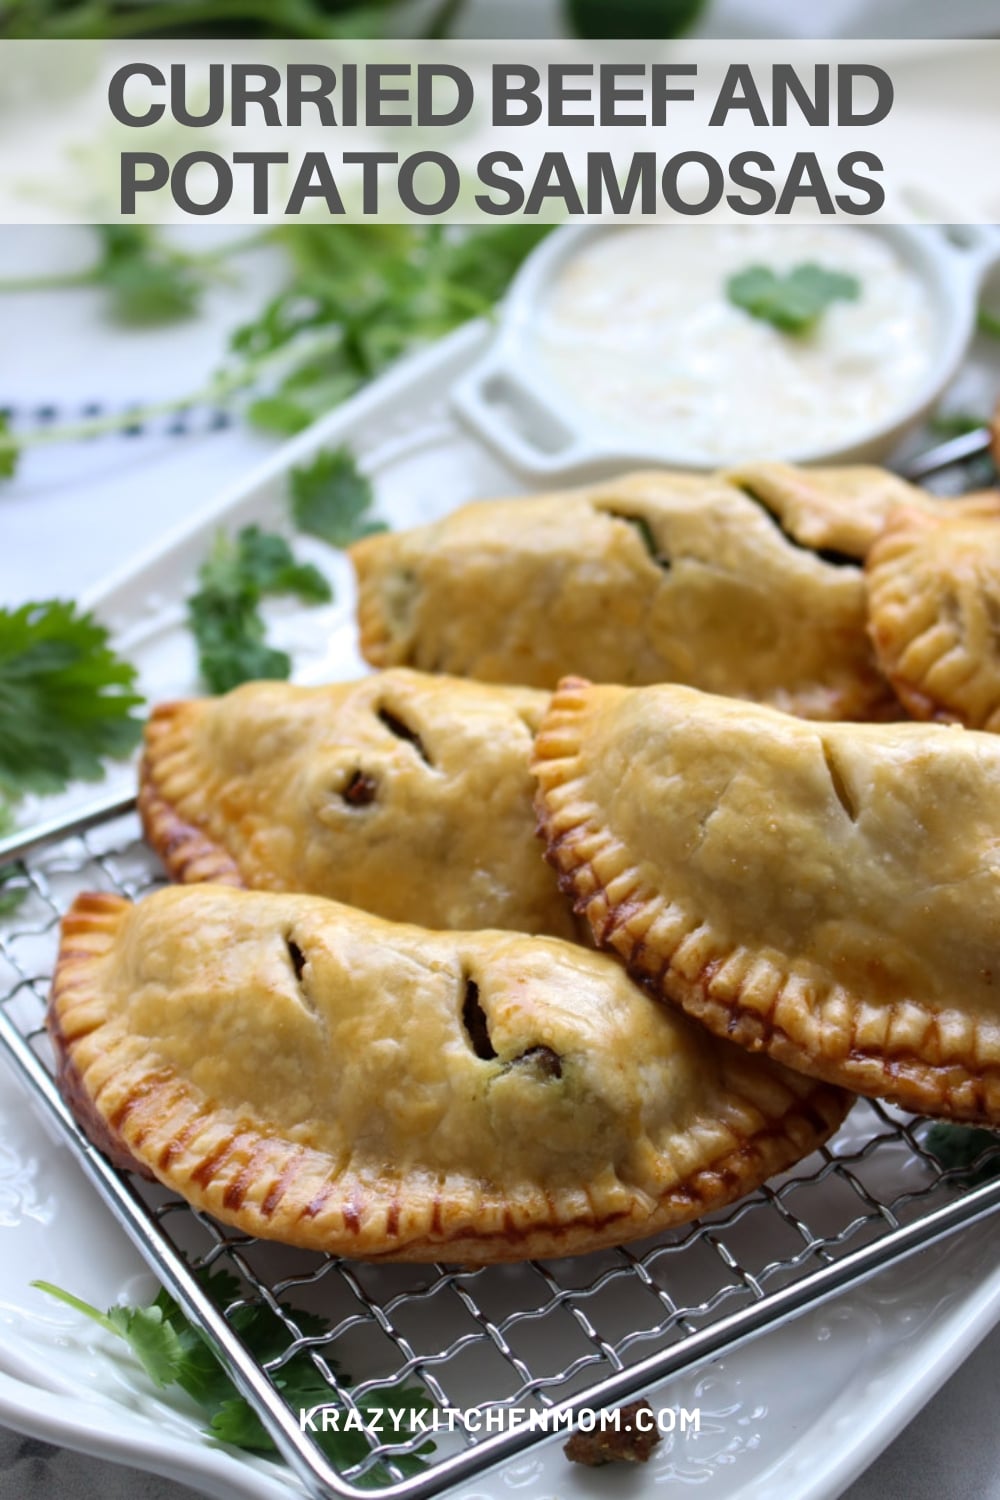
[1,315,1000,1500]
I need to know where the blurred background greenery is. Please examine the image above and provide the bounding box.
[0,0,708,40]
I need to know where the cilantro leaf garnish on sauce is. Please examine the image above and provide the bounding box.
[727,263,862,335]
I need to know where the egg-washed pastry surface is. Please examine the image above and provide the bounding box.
[48,887,848,1263]
[866,498,1000,733]
[140,669,574,939]
[724,461,926,559]
[534,678,1000,1123]
[351,467,906,720]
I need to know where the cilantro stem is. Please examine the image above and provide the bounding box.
[24,0,382,40]
[424,0,467,37]
[0,229,271,298]
[193,229,274,264]
[32,1280,122,1339]
[0,270,100,294]
[0,327,342,460]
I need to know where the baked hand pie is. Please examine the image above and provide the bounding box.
[49,887,848,1263]
[865,499,1000,733]
[140,669,574,939]
[534,678,1000,1123]
[351,468,892,720]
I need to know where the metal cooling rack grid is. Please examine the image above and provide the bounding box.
[3,799,1000,1500]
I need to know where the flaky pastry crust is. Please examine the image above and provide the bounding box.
[534,678,1000,1123]
[49,887,848,1263]
[140,670,575,938]
[351,468,895,720]
[723,462,929,560]
[866,500,1000,733]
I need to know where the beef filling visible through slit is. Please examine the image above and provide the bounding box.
[377,706,431,765]
[461,979,497,1061]
[343,769,378,806]
[737,486,861,569]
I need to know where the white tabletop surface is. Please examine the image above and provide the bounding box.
[2,222,1000,1499]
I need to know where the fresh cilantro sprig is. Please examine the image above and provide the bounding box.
[924,1123,1000,1187]
[727,263,862,335]
[0,600,144,802]
[978,307,1000,340]
[239,223,551,438]
[0,224,551,475]
[0,0,398,40]
[89,226,212,324]
[187,525,332,695]
[34,1272,434,1478]
[0,225,236,325]
[34,1279,186,1385]
[0,0,698,40]
[290,448,386,547]
[0,601,144,919]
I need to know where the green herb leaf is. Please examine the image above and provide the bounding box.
[187,526,332,696]
[107,1303,186,1388]
[95,226,204,324]
[928,410,989,440]
[245,395,318,437]
[0,412,17,479]
[566,0,706,38]
[0,865,27,918]
[0,601,144,801]
[33,1281,183,1388]
[238,224,551,439]
[0,809,26,920]
[727,263,862,335]
[209,1396,275,1450]
[977,306,1000,340]
[0,0,400,41]
[0,801,22,916]
[290,448,386,548]
[924,1123,1000,1186]
[33,1274,435,1479]
[230,525,332,601]
[0,224,551,473]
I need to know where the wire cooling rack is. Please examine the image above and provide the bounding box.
[3,797,1000,1500]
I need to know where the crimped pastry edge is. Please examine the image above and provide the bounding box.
[350,532,397,670]
[48,891,849,1264]
[533,677,1000,1124]
[865,504,1000,734]
[139,701,245,886]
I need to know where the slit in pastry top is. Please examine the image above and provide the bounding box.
[533,676,1000,1123]
[48,885,849,1263]
[140,668,575,939]
[349,466,939,721]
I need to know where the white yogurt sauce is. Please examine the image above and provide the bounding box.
[534,225,938,462]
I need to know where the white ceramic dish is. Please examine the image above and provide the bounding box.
[1,320,1000,1500]
[452,224,1000,480]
